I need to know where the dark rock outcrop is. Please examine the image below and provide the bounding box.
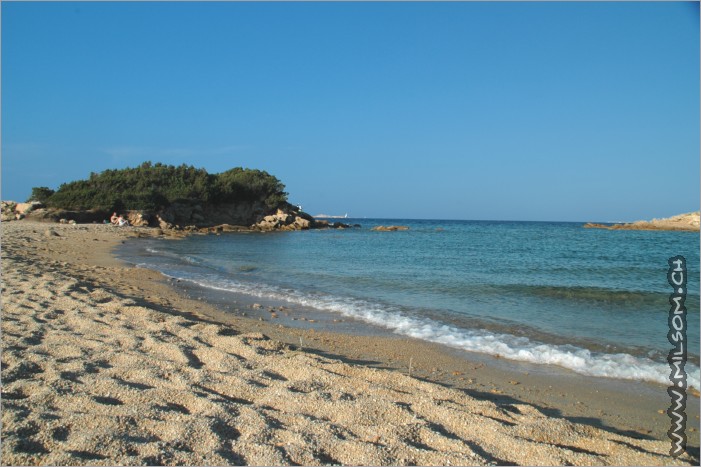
[5,197,357,233]
[371,225,409,231]
[25,208,109,224]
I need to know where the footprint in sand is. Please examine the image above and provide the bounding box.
[93,395,124,406]
[51,426,70,442]
[3,361,45,384]
[154,402,191,415]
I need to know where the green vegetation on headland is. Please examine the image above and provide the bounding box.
[14,162,354,231]
[32,162,288,212]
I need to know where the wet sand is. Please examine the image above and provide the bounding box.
[2,220,698,465]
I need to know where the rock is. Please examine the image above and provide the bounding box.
[216,224,246,232]
[584,212,700,232]
[294,217,311,229]
[23,208,106,224]
[14,201,43,215]
[252,207,320,231]
[45,229,59,237]
[157,215,173,230]
[68,220,77,225]
[59,218,69,224]
[125,211,153,227]
[371,225,409,231]
[1,201,18,221]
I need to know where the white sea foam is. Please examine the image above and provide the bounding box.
[168,271,701,389]
[145,247,201,265]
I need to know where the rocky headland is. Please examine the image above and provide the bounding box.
[1,164,359,235]
[584,211,700,232]
[1,200,354,235]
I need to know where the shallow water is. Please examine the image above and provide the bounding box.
[117,219,700,388]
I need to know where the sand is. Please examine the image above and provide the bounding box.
[1,220,698,466]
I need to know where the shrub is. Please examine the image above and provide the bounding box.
[27,186,55,203]
[43,162,288,212]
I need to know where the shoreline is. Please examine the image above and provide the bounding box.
[128,242,701,445]
[2,220,699,465]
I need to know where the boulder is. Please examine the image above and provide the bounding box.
[294,217,311,230]
[125,211,154,227]
[157,215,174,230]
[371,225,409,231]
[253,208,308,230]
[14,201,43,215]
[1,201,17,221]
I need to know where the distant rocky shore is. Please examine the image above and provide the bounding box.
[0,200,357,235]
[584,211,700,232]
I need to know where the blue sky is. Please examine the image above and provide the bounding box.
[2,1,699,221]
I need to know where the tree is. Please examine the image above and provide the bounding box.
[44,162,289,211]
[27,187,55,203]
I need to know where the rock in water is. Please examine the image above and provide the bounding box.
[371,225,410,231]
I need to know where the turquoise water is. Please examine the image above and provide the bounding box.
[118,219,700,387]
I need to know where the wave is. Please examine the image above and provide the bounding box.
[144,247,205,267]
[159,270,701,389]
[506,284,672,304]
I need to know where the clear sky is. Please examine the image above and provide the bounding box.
[2,1,699,222]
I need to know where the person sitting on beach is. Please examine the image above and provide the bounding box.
[110,212,119,225]
[117,215,129,227]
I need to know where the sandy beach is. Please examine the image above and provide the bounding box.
[1,221,698,466]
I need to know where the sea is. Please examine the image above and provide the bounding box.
[117,219,701,389]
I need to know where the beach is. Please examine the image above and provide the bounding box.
[1,220,698,466]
